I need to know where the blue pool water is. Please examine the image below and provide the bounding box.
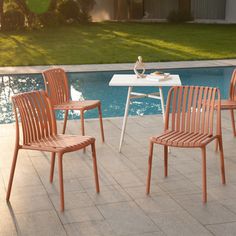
[0,66,234,124]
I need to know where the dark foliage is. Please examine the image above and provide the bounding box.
[77,0,95,22]
[58,0,80,22]
[39,11,59,27]
[2,9,25,30]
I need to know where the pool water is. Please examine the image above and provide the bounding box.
[0,66,234,124]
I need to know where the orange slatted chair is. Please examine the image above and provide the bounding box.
[219,69,236,136]
[42,68,105,142]
[146,86,226,203]
[6,91,100,211]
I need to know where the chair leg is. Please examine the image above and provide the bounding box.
[91,142,100,193]
[164,145,168,177]
[6,147,19,201]
[218,137,226,184]
[62,110,68,134]
[201,147,207,203]
[230,109,236,136]
[58,153,64,211]
[215,139,219,152]
[80,110,85,136]
[146,141,154,195]
[50,152,56,183]
[80,110,86,153]
[98,104,105,142]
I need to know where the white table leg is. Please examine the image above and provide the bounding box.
[119,86,132,152]
[159,87,165,122]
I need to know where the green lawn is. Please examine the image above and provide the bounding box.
[0,22,236,66]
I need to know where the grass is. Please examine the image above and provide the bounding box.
[0,22,236,66]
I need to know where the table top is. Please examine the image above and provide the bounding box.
[109,74,181,87]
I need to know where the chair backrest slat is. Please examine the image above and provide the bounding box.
[42,68,70,106]
[229,69,236,101]
[190,86,199,133]
[180,87,188,131]
[165,86,221,136]
[200,87,209,134]
[171,87,177,130]
[176,86,183,131]
[12,91,57,145]
[195,86,204,132]
[208,88,217,135]
[186,86,194,132]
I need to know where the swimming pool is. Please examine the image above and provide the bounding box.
[0,66,234,124]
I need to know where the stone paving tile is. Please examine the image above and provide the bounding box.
[124,185,166,200]
[10,185,47,198]
[15,210,66,236]
[42,177,85,195]
[175,199,236,225]
[50,191,94,210]
[97,201,159,236]
[151,210,213,236]
[0,203,18,235]
[78,174,117,190]
[206,222,236,236]
[158,178,202,195]
[8,195,53,214]
[1,114,236,235]
[125,232,166,236]
[218,197,236,215]
[64,220,117,236]
[86,184,132,205]
[2,166,42,188]
[111,171,145,188]
[135,195,182,215]
[58,206,104,224]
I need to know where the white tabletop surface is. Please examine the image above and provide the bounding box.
[109,74,181,87]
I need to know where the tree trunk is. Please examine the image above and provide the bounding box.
[14,0,35,27]
[115,0,128,20]
[0,0,3,30]
[49,0,57,11]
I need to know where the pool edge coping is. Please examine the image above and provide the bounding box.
[0,59,236,75]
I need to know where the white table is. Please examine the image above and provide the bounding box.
[109,74,182,152]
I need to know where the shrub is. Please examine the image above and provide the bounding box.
[39,11,59,27]
[58,0,80,22]
[167,10,193,23]
[2,9,25,31]
[77,0,95,22]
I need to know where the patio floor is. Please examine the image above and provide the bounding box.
[0,112,236,236]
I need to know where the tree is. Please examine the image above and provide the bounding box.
[14,0,35,27]
[49,0,57,11]
[0,0,3,29]
[114,0,131,20]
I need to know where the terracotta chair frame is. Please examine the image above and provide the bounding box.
[219,69,236,136]
[42,68,105,141]
[6,90,100,211]
[146,86,226,202]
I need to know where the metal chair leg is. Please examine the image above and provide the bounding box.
[58,153,64,211]
[164,145,168,177]
[230,109,236,136]
[98,104,105,142]
[50,152,56,183]
[146,141,154,195]
[80,110,86,153]
[201,147,207,203]
[218,137,226,184]
[62,110,68,134]
[6,147,19,201]
[91,142,100,193]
